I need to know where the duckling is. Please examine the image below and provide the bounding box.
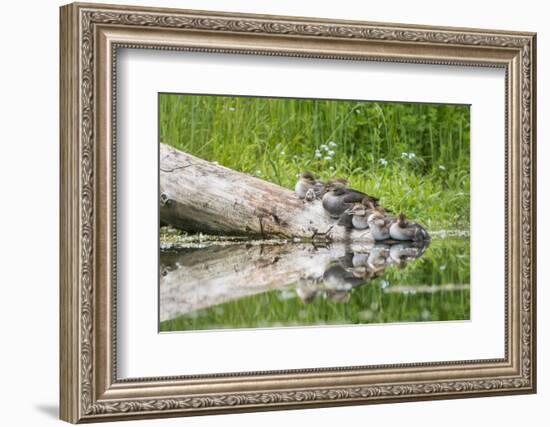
[305,188,317,202]
[294,172,317,199]
[345,198,377,230]
[389,213,430,241]
[312,180,326,198]
[366,210,396,240]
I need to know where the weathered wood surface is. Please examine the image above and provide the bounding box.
[160,143,372,241]
[159,242,373,322]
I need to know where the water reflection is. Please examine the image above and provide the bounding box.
[160,239,431,324]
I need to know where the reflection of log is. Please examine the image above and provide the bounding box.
[160,143,372,241]
[160,239,430,322]
[159,243,364,322]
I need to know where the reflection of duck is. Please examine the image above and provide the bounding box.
[295,277,323,304]
[389,214,430,241]
[288,238,432,307]
[352,252,369,267]
[323,264,361,290]
[389,241,429,265]
[367,211,396,240]
[322,261,372,303]
[326,290,352,303]
[366,244,391,271]
[296,286,318,304]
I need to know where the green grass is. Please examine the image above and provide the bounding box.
[159,94,470,230]
[160,236,470,331]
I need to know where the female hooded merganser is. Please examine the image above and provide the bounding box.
[326,178,379,203]
[294,172,316,199]
[322,182,379,218]
[366,210,396,240]
[389,213,430,241]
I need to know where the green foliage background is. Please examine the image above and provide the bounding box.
[160,94,470,230]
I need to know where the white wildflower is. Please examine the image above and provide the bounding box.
[408,152,416,159]
[328,150,335,156]
[438,165,446,170]
[329,166,335,171]
[401,152,408,159]
[315,150,322,158]
[324,156,332,161]
[328,141,337,147]
[320,144,329,151]
[281,150,285,155]
[228,107,236,112]
[379,158,388,167]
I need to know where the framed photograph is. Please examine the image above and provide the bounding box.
[60,2,537,423]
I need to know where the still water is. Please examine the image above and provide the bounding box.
[159,235,470,332]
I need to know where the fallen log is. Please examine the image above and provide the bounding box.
[159,143,372,241]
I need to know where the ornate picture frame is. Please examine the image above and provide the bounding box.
[60,2,536,423]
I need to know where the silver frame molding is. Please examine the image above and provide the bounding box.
[60,2,537,423]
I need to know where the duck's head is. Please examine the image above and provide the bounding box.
[367,209,386,223]
[346,203,367,217]
[397,213,408,225]
[326,177,348,190]
[326,180,347,193]
[300,171,316,183]
[361,197,376,210]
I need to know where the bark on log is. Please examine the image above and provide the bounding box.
[160,143,372,241]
